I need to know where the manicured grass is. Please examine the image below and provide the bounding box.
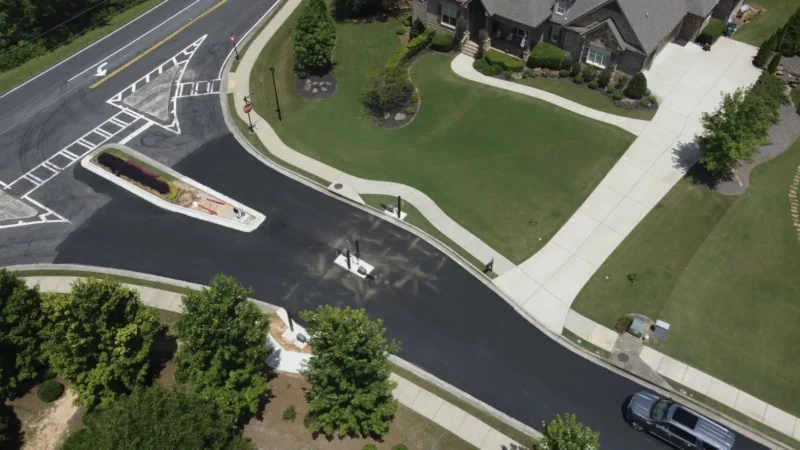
[573,140,800,418]
[733,0,800,46]
[666,379,800,449]
[517,77,657,120]
[0,0,164,94]
[361,194,496,277]
[250,8,635,263]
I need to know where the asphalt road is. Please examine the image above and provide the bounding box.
[0,1,773,449]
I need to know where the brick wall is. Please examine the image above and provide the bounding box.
[569,3,641,52]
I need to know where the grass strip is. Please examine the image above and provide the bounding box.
[16,269,195,295]
[0,0,164,94]
[389,363,539,449]
[361,194,496,278]
[226,93,330,186]
[665,379,800,449]
[561,329,611,359]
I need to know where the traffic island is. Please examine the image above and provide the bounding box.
[82,145,266,232]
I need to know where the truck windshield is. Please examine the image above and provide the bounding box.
[651,400,671,420]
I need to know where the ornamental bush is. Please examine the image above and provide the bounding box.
[362,445,377,450]
[612,90,624,100]
[283,406,297,421]
[570,61,582,77]
[395,26,405,35]
[293,0,336,76]
[606,85,615,94]
[588,80,598,89]
[431,34,455,52]
[614,315,633,333]
[392,446,408,450]
[485,49,524,72]
[598,68,612,87]
[387,28,435,69]
[473,58,489,72]
[559,69,569,77]
[361,65,414,113]
[483,64,503,76]
[560,55,573,70]
[581,65,596,82]
[573,74,584,84]
[624,72,648,99]
[37,380,64,403]
[526,42,563,69]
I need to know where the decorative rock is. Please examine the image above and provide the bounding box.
[533,67,542,76]
[321,87,328,92]
[303,84,311,91]
[384,112,390,119]
[312,88,318,93]
[394,112,407,121]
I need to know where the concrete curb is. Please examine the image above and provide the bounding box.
[82,144,266,232]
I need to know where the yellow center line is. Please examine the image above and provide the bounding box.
[91,0,228,89]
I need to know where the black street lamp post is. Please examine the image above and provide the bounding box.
[268,66,282,121]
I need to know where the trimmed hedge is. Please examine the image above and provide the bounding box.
[697,18,725,45]
[395,26,406,35]
[606,85,615,94]
[581,65,596,82]
[37,380,64,403]
[473,58,489,71]
[573,74,584,84]
[526,42,563,69]
[559,69,569,77]
[624,72,648,99]
[387,28,436,69]
[598,68,612,87]
[570,61,582,77]
[485,49,524,72]
[97,152,170,196]
[612,90,624,100]
[483,64,503,76]
[430,34,455,52]
[588,80,598,89]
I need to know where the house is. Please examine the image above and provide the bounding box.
[412,0,741,76]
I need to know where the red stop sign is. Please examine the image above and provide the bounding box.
[243,103,253,114]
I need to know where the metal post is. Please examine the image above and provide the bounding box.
[397,196,401,218]
[244,93,254,133]
[287,309,294,332]
[355,240,360,260]
[233,39,240,61]
[269,66,282,121]
[484,258,494,274]
[346,249,351,270]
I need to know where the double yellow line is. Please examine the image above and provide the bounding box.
[91,0,228,89]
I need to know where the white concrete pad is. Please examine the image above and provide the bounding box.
[564,310,598,341]
[518,241,573,285]
[521,288,569,334]
[410,389,444,420]
[391,374,421,405]
[543,255,597,307]
[647,149,689,185]
[551,211,600,253]
[456,414,492,448]
[622,138,667,172]
[432,400,468,435]
[602,197,651,236]
[587,325,617,352]
[575,224,624,266]
[762,406,797,437]
[657,355,688,381]
[681,367,712,395]
[493,267,539,306]
[626,173,672,209]
[706,378,739,409]
[652,106,689,135]
[622,118,650,136]
[734,391,768,421]
[578,184,625,222]
[639,123,679,150]
[583,108,608,123]
[600,159,646,195]
[793,417,800,441]
[658,90,701,117]
[480,427,522,450]
[639,346,663,371]
[32,277,62,292]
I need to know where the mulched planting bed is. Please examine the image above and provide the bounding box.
[295,73,337,100]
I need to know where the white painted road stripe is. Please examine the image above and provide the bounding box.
[119,121,152,145]
[60,149,79,160]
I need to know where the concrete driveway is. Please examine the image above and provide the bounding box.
[494,38,762,334]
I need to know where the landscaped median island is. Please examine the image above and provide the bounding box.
[571,138,800,435]
[248,0,636,264]
[82,145,265,232]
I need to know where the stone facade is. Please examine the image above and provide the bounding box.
[413,0,468,35]
[678,13,709,41]
[616,51,645,76]
[567,3,641,52]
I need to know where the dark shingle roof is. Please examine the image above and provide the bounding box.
[482,0,555,28]
[615,0,688,54]
[574,18,646,54]
[685,0,718,17]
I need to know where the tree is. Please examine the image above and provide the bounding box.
[697,88,772,177]
[0,403,23,450]
[42,278,160,408]
[781,8,800,56]
[300,305,400,438]
[61,386,254,450]
[173,274,271,425]
[293,0,336,76]
[753,34,775,67]
[332,0,383,18]
[539,413,600,450]
[623,72,647,99]
[454,16,466,50]
[360,65,414,114]
[767,53,781,74]
[0,269,47,400]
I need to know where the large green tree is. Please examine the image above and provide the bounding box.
[780,8,800,56]
[300,305,400,438]
[42,278,160,408]
[293,0,336,76]
[61,386,254,450]
[173,274,271,425]
[0,269,47,400]
[753,33,775,67]
[539,413,600,450]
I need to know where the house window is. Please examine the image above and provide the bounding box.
[549,25,562,44]
[585,45,611,68]
[554,0,567,15]
[441,3,458,28]
[511,26,527,39]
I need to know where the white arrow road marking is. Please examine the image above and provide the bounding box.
[96,62,109,77]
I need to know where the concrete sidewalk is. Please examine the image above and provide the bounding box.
[22,274,531,450]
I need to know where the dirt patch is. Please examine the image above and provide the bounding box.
[269,316,312,354]
[243,372,474,450]
[9,385,82,450]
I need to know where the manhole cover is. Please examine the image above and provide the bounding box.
[334,183,343,189]
[617,353,630,363]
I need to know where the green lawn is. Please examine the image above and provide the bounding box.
[573,141,800,418]
[732,0,800,46]
[250,7,635,263]
[0,0,164,94]
[518,77,656,120]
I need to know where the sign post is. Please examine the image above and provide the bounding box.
[229,34,240,61]
[243,95,254,132]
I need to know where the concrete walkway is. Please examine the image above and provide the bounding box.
[21,274,529,450]
[227,0,514,276]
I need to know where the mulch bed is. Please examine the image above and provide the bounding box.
[295,73,337,100]
[372,100,419,129]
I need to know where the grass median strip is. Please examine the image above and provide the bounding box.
[0,0,164,94]
[561,329,611,359]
